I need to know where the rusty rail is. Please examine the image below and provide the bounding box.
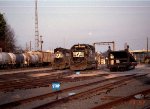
[92,88,150,109]
[0,74,136,109]
[33,74,146,109]
[0,70,74,91]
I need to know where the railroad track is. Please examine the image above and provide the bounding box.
[0,70,74,92]
[0,67,145,92]
[92,88,150,109]
[0,68,57,81]
[33,74,147,109]
[0,73,146,109]
[0,66,52,75]
[0,70,107,92]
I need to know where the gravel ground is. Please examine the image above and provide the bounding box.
[0,65,149,109]
[51,75,150,109]
[47,65,150,109]
[0,67,53,75]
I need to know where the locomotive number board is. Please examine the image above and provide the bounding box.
[73,52,84,57]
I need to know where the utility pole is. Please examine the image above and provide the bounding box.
[40,35,43,51]
[26,42,28,51]
[35,0,40,51]
[147,37,149,56]
[64,37,66,48]
[30,41,32,51]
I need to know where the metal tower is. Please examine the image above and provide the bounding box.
[93,41,115,51]
[35,0,39,51]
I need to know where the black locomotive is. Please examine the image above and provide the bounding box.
[70,44,97,70]
[107,46,137,71]
[52,47,70,70]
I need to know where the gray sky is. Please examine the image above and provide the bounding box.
[0,0,150,52]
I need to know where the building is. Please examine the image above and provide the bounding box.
[130,50,150,63]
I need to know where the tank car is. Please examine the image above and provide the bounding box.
[15,53,28,67]
[27,52,39,66]
[0,50,54,69]
[8,53,16,63]
[22,53,28,66]
[31,51,43,66]
[70,44,97,70]
[0,52,11,68]
[52,47,70,70]
[31,51,54,66]
[26,51,54,67]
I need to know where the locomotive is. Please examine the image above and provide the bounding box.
[70,44,97,70]
[107,46,137,71]
[52,47,70,70]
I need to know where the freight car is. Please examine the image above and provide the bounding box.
[24,51,54,67]
[52,47,70,70]
[70,44,97,70]
[27,52,39,66]
[0,51,54,69]
[31,51,54,66]
[41,51,54,66]
[15,53,27,67]
[0,52,11,68]
[107,46,137,71]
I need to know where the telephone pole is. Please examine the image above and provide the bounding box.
[147,37,149,56]
[40,35,43,51]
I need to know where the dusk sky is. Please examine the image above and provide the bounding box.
[0,0,150,52]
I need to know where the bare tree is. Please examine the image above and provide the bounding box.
[0,13,16,52]
[5,25,16,52]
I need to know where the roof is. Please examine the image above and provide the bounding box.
[130,50,150,53]
[109,50,136,62]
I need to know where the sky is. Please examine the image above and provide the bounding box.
[0,0,150,52]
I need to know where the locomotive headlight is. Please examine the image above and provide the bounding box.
[55,53,63,58]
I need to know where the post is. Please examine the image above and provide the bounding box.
[26,42,28,51]
[112,41,115,51]
[93,43,95,48]
[40,35,43,51]
[30,41,31,51]
[64,37,66,48]
[147,37,148,56]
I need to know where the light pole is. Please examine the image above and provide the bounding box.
[147,37,149,56]
[40,35,43,51]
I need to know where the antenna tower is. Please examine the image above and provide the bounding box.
[35,0,40,50]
